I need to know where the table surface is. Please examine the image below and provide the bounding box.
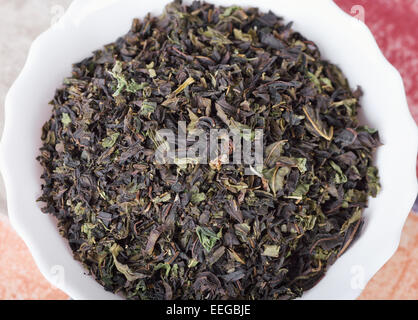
[0,0,416,300]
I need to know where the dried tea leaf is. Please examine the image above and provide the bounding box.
[340,208,362,234]
[152,193,171,203]
[291,183,311,199]
[101,132,120,148]
[264,140,287,168]
[202,26,233,45]
[366,167,380,197]
[263,166,290,195]
[303,105,333,141]
[191,192,206,204]
[330,160,348,184]
[262,245,280,258]
[61,113,71,128]
[233,28,252,42]
[196,226,221,252]
[110,243,147,282]
[295,158,307,173]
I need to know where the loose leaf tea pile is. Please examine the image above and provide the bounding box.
[38,1,381,299]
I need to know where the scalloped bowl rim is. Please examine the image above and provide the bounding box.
[1,0,417,300]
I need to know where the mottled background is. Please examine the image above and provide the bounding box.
[0,0,416,299]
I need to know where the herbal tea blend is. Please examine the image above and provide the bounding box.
[38,0,381,299]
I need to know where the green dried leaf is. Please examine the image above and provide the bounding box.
[140,101,157,117]
[202,27,232,45]
[359,125,378,134]
[101,132,120,148]
[320,77,334,91]
[98,188,109,201]
[61,113,72,128]
[314,247,334,261]
[329,160,347,184]
[81,223,96,244]
[109,61,144,96]
[262,245,280,258]
[264,140,287,168]
[234,223,251,242]
[220,5,239,18]
[152,193,171,204]
[331,98,357,108]
[222,180,248,193]
[233,28,252,42]
[263,166,290,196]
[295,158,307,173]
[291,183,311,198]
[188,258,199,268]
[126,280,147,300]
[126,80,147,93]
[307,72,321,92]
[303,105,333,141]
[112,60,123,74]
[74,202,86,215]
[191,192,206,204]
[154,263,171,278]
[196,226,221,252]
[109,71,128,97]
[344,189,367,203]
[296,215,317,231]
[331,98,357,116]
[340,208,362,233]
[150,69,157,78]
[366,166,380,197]
[110,243,147,282]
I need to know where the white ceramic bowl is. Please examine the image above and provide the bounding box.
[1,0,417,300]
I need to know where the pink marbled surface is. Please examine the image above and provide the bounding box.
[0,215,68,300]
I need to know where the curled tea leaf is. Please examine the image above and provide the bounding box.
[263,166,290,196]
[366,167,380,197]
[110,243,147,282]
[329,160,348,184]
[291,183,311,199]
[340,208,362,234]
[303,105,333,141]
[191,192,206,204]
[140,101,157,117]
